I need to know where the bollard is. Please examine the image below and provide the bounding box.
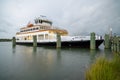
[12,37,16,47]
[90,32,96,50]
[104,34,110,49]
[33,35,37,47]
[56,33,61,48]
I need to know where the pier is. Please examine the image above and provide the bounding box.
[104,34,120,54]
[111,36,120,53]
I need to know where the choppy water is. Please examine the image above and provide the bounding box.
[0,42,113,80]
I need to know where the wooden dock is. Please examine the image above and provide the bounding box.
[111,36,120,53]
[104,34,120,54]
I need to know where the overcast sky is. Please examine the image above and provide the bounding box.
[0,0,120,38]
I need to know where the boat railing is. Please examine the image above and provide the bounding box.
[16,40,33,42]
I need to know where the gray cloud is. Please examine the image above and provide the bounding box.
[58,0,120,35]
[0,0,120,38]
[0,29,7,33]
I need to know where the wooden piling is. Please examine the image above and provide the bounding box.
[112,36,115,52]
[111,36,120,53]
[90,32,96,50]
[12,37,16,47]
[56,33,61,48]
[33,35,37,47]
[111,40,114,51]
[117,37,120,52]
[119,37,120,54]
[114,37,117,52]
[104,34,110,49]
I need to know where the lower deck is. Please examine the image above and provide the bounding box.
[16,39,104,48]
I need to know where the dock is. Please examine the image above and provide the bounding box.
[104,34,120,54]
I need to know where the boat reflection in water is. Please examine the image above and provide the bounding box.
[0,42,113,80]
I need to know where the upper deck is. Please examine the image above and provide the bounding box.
[16,16,68,35]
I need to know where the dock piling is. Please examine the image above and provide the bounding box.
[12,37,16,47]
[33,35,37,47]
[113,36,117,52]
[111,36,120,53]
[104,34,110,49]
[90,32,96,50]
[56,33,61,48]
[117,37,120,52]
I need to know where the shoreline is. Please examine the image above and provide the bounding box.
[0,39,12,42]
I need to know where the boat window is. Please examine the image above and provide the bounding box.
[38,35,44,40]
[41,26,43,29]
[39,20,42,23]
[25,37,27,40]
[40,26,43,30]
[33,28,35,30]
[35,19,38,24]
[45,34,48,39]
[36,28,38,30]
[49,35,54,39]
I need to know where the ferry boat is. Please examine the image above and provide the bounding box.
[15,16,103,48]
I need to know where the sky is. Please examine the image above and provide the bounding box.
[0,0,120,38]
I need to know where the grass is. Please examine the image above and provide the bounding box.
[85,54,120,80]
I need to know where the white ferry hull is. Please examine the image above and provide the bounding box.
[15,16,104,48]
[16,39,104,48]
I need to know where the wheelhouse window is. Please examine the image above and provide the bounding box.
[38,35,44,40]
[45,34,48,39]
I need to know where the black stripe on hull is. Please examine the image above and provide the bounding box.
[16,40,104,48]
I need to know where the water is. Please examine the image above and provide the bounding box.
[0,42,113,80]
